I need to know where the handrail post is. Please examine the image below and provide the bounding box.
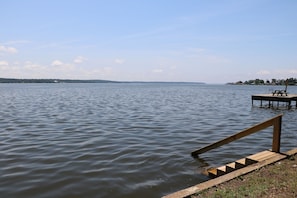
[272,115,282,152]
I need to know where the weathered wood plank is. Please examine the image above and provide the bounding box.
[252,94,297,101]
[272,115,282,152]
[286,148,297,156]
[235,158,246,165]
[247,150,275,162]
[233,161,246,169]
[225,165,235,173]
[245,158,258,166]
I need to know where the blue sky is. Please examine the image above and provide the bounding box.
[1,0,296,83]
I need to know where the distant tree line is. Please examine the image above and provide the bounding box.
[230,78,297,85]
[0,78,116,83]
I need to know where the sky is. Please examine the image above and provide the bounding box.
[1,0,297,83]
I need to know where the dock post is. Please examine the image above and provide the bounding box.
[272,115,282,153]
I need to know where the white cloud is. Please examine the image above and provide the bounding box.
[51,60,64,66]
[51,60,76,72]
[254,69,297,80]
[74,56,87,64]
[0,61,9,66]
[256,70,271,75]
[188,48,206,53]
[24,61,45,70]
[114,58,125,64]
[0,45,18,54]
[102,67,113,73]
[152,69,163,73]
[50,60,75,72]
[274,69,297,76]
[0,61,9,70]
[4,40,30,45]
[170,65,177,70]
[288,69,297,75]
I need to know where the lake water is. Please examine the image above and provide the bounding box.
[0,83,296,198]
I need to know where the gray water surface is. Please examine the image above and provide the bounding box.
[0,83,296,198]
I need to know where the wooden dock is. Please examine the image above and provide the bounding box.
[252,94,297,109]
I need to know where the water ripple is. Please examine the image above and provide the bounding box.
[0,83,296,197]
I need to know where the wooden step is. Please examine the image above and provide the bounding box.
[226,160,248,171]
[225,163,236,173]
[207,164,237,178]
[207,156,259,178]
[247,150,278,162]
[225,160,246,172]
[206,150,283,178]
[207,167,226,178]
[245,157,258,165]
[235,158,248,168]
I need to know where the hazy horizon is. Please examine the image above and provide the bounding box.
[1,1,297,83]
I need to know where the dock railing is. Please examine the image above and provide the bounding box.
[191,114,282,157]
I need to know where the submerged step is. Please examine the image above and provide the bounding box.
[207,167,218,178]
[207,166,227,178]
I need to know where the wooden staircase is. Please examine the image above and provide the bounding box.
[190,114,284,179]
[163,149,290,198]
[206,150,286,178]
[163,115,287,198]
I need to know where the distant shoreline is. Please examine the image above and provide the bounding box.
[0,78,204,84]
[0,78,116,83]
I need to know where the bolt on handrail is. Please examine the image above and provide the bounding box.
[191,114,282,158]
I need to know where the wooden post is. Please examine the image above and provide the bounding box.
[272,115,282,152]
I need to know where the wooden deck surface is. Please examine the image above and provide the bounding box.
[252,94,297,100]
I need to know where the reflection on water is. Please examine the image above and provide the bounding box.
[0,83,296,198]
